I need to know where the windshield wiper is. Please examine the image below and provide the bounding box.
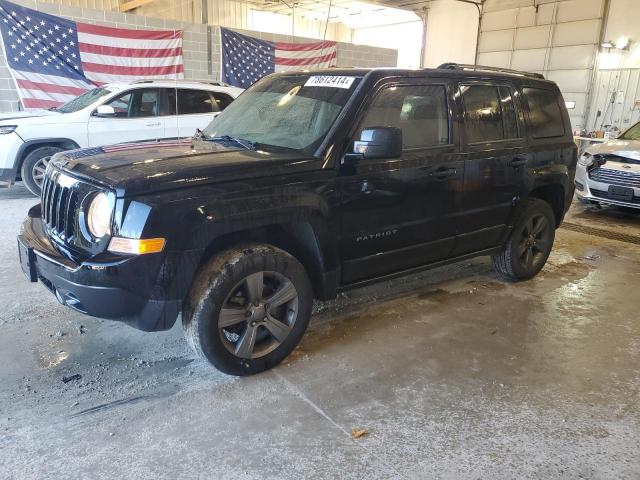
[208,135,257,151]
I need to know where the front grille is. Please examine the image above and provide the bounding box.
[588,167,640,188]
[41,170,80,240]
[591,188,640,204]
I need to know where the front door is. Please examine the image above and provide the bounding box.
[339,81,464,284]
[87,88,165,146]
[452,82,528,255]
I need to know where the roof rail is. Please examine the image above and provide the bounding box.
[129,79,231,87]
[437,63,545,79]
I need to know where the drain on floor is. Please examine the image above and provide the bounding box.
[560,222,640,245]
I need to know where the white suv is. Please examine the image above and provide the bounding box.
[0,80,243,195]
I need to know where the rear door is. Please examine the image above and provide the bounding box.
[87,88,165,146]
[339,80,464,283]
[451,81,528,256]
[169,89,220,137]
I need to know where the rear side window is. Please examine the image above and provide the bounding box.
[357,84,450,149]
[178,89,216,114]
[460,84,519,143]
[522,87,565,138]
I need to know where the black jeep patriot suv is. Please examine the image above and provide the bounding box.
[18,64,577,375]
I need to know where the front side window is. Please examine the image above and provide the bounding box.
[357,84,450,149]
[461,84,520,143]
[104,89,159,118]
[178,89,216,114]
[204,74,360,153]
[522,87,565,138]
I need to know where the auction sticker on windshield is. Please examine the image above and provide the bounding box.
[304,76,356,89]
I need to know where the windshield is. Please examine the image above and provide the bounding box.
[620,121,640,140]
[203,74,361,154]
[55,87,115,114]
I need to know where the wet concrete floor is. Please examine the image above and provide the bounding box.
[0,185,639,479]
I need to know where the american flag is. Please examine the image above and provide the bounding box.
[221,27,337,89]
[0,0,184,110]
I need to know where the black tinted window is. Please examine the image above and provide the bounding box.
[461,85,501,143]
[178,89,215,114]
[358,84,449,148]
[523,87,565,138]
[212,92,233,111]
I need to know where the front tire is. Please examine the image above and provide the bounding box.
[492,198,556,281]
[21,146,63,196]
[183,244,313,376]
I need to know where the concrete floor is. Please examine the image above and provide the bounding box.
[1,185,639,480]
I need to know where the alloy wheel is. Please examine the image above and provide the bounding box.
[32,156,52,188]
[517,213,552,271]
[218,271,299,359]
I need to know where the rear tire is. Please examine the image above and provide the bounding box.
[492,198,556,281]
[21,146,63,196]
[183,244,313,376]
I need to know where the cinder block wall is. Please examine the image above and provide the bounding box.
[0,1,397,112]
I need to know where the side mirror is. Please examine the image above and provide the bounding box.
[95,105,116,117]
[353,126,402,160]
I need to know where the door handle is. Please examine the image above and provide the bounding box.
[145,121,161,127]
[509,156,527,167]
[429,167,457,179]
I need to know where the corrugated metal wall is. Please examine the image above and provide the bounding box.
[587,68,640,131]
[478,0,606,130]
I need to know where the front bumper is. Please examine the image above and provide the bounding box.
[575,165,640,210]
[18,207,180,331]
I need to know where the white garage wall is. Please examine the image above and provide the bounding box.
[422,0,480,68]
[353,21,422,68]
[478,0,606,130]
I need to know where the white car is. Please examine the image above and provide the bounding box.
[575,121,640,210]
[0,80,243,195]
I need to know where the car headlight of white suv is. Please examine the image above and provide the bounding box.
[577,152,593,168]
[0,125,17,135]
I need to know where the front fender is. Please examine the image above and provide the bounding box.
[126,178,340,305]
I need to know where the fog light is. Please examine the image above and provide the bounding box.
[108,237,165,255]
[574,180,584,191]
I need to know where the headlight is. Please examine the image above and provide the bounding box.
[87,192,112,238]
[0,125,17,135]
[577,153,593,167]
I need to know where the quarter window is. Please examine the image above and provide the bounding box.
[358,85,450,149]
[461,84,519,143]
[178,89,216,114]
[522,87,565,138]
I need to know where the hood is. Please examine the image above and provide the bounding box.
[0,109,60,122]
[51,138,319,196]
[585,138,640,162]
